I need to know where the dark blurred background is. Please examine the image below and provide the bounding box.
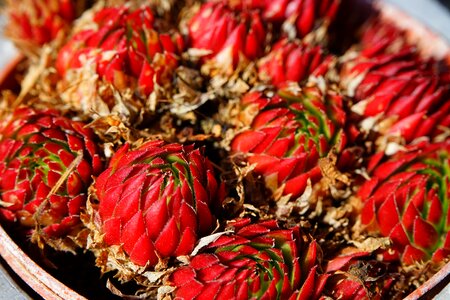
[441,0,450,6]
[440,0,450,9]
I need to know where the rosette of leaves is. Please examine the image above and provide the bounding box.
[0,107,103,250]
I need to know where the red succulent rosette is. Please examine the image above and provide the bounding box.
[231,84,348,200]
[341,20,450,144]
[358,140,450,264]
[259,38,334,87]
[357,17,412,58]
[57,4,184,98]
[92,140,224,268]
[0,107,103,249]
[221,0,341,38]
[5,0,86,55]
[188,1,267,74]
[169,218,327,299]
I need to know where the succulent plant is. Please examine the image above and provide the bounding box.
[221,0,341,38]
[56,3,184,121]
[188,1,267,75]
[356,17,411,58]
[88,140,224,270]
[341,22,450,144]
[0,0,449,298]
[258,38,333,87]
[4,0,90,55]
[0,107,103,250]
[169,218,327,299]
[58,4,184,94]
[359,140,450,264]
[231,84,348,200]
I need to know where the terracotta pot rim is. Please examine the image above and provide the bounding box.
[0,225,86,300]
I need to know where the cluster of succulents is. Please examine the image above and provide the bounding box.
[4,0,89,54]
[0,0,448,299]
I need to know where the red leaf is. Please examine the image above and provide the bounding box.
[377,195,400,237]
[190,254,220,269]
[175,281,203,299]
[98,184,122,221]
[121,212,146,255]
[197,263,226,282]
[402,245,426,265]
[144,196,169,240]
[270,157,299,183]
[296,0,315,37]
[197,282,222,300]
[66,173,83,196]
[175,227,197,256]
[130,233,157,266]
[413,218,438,249]
[402,200,421,232]
[426,189,443,225]
[296,265,317,300]
[364,93,396,116]
[284,173,309,198]
[216,282,236,300]
[103,217,121,245]
[238,223,271,237]
[389,223,410,248]
[196,199,214,236]
[326,252,369,273]
[432,248,450,263]
[155,216,180,257]
[231,130,266,152]
[361,197,376,226]
[114,173,145,221]
[170,267,196,286]
[388,112,425,142]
